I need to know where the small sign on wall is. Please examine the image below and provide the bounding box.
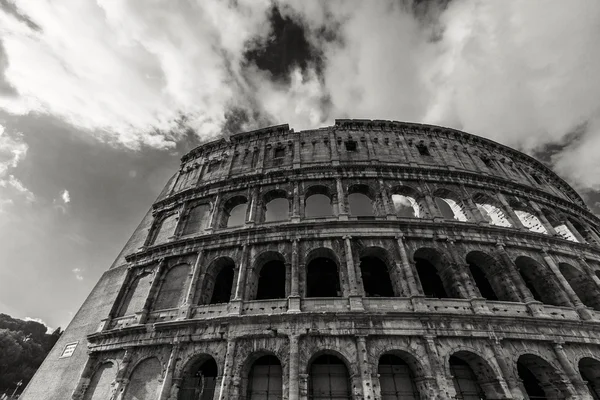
[59,341,78,358]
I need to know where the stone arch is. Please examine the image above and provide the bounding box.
[304,184,334,218]
[306,350,353,400]
[432,188,468,222]
[358,246,398,297]
[515,256,570,307]
[517,354,569,400]
[152,211,178,245]
[116,271,153,317]
[152,263,191,311]
[248,251,287,301]
[559,262,600,310]
[514,209,549,234]
[83,361,118,400]
[181,203,211,236]
[376,350,426,400]
[413,247,456,299]
[390,185,427,218]
[177,354,219,400]
[348,183,378,217]
[305,247,343,298]
[123,357,163,400]
[472,193,513,227]
[261,189,290,223]
[466,251,513,302]
[219,195,248,228]
[448,350,505,400]
[241,352,284,400]
[568,217,593,244]
[579,357,600,399]
[198,256,235,305]
[544,209,579,242]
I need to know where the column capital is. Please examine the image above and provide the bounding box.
[495,241,506,250]
[343,235,352,241]
[394,234,405,240]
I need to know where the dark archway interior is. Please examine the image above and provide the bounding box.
[210,264,234,304]
[256,260,286,300]
[517,362,546,400]
[178,358,218,400]
[306,257,341,297]
[579,358,600,400]
[519,269,543,303]
[449,356,486,400]
[360,256,395,297]
[309,354,351,400]
[468,262,498,301]
[414,257,448,298]
[247,355,283,400]
[378,354,419,400]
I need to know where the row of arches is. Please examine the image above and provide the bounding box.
[151,183,600,248]
[83,348,600,400]
[114,244,600,320]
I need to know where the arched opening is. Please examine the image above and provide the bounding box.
[306,249,342,298]
[517,354,567,400]
[515,256,569,307]
[246,355,283,400]
[360,254,395,297]
[559,263,600,310]
[391,186,429,219]
[433,189,468,221]
[152,213,178,245]
[182,204,211,236]
[515,210,548,234]
[116,272,153,317]
[221,196,248,228]
[309,354,352,400]
[466,251,515,302]
[544,209,579,242]
[569,218,591,243]
[413,248,452,299]
[152,264,190,311]
[198,257,235,305]
[263,190,289,222]
[123,358,162,400]
[178,356,218,400]
[305,185,334,218]
[449,356,486,400]
[348,184,376,217]
[473,194,512,227]
[579,358,600,400]
[378,354,420,400]
[84,362,117,400]
[255,260,286,300]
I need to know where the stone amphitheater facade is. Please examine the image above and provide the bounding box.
[22,119,600,400]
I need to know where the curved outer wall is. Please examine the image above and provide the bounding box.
[22,119,600,400]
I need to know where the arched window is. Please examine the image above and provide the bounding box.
[123,358,162,400]
[84,362,117,400]
[515,210,548,234]
[153,264,190,311]
[179,357,218,400]
[210,264,234,304]
[378,354,419,400]
[263,190,289,222]
[348,184,376,217]
[473,194,512,227]
[255,260,286,300]
[466,251,515,302]
[117,272,153,317]
[221,196,248,228]
[515,256,569,307]
[413,248,453,299]
[555,224,579,242]
[449,356,486,400]
[247,355,283,400]
[392,195,421,218]
[305,186,333,218]
[197,257,235,305]
[309,354,351,400]
[559,263,600,310]
[182,204,211,236]
[579,358,600,400]
[433,190,468,221]
[306,249,341,298]
[468,262,498,301]
[153,213,178,244]
[360,254,395,297]
[517,354,567,400]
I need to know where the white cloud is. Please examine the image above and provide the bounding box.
[71,268,84,281]
[60,189,70,204]
[24,316,53,333]
[0,124,33,210]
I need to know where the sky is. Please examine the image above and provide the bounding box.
[1,0,600,330]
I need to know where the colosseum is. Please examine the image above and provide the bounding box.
[22,119,600,400]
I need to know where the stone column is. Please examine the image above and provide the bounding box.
[336,177,348,220]
[255,141,266,173]
[496,192,526,230]
[577,256,600,293]
[288,335,300,400]
[446,240,479,299]
[541,250,591,320]
[217,339,236,400]
[423,336,450,396]
[205,193,221,233]
[293,134,301,168]
[292,181,301,223]
[379,179,396,219]
[490,338,525,399]
[329,130,340,165]
[356,336,375,399]
[288,239,301,312]
[344,235,364,311]
[529,201,558,235]
[563,219,587,243]
[158,342,180,400]
[395,235,422,297]
[225,148,235,177]
[139,259,167,324]
[463,196,489,224]
[364,132,377,162]
[113,349,133,400]
[246,186,259,227]
[230,244,249,315]
[180,250,205,319]
[424,193,442,219]
[299,374,309,400]
[553,342,589,398]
